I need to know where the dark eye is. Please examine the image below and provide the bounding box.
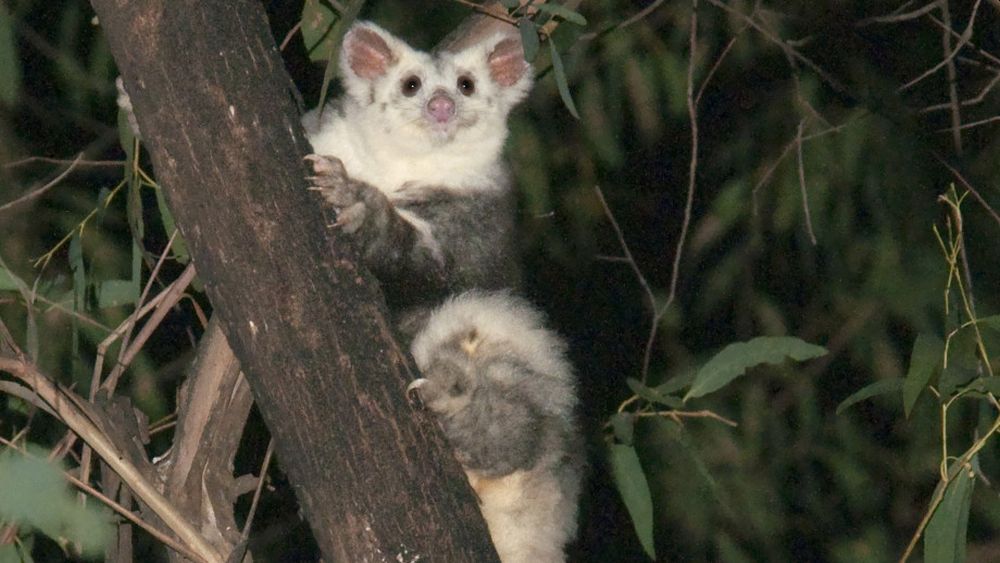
[457,75,475,96]
[401,75,422,97]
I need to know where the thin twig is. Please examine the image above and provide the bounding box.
[665,0,701,315]
[933,153,1000,227]
[0,153,83,214]
[240,438,275,542]
[752,120,852,215]
[704,0,849,95]
[922,70,1000,112]
[898,0,981,95]
[795,120,818,245]
[635,408,739,427]
[279,21,302,52]
[2,155,124,169]
[856,0,941,26]
[113,264,196,380]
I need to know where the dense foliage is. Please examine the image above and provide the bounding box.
[1,0,998,561]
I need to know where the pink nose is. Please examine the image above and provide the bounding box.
[426,94,455,123]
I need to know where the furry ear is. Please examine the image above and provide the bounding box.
[339,22,402,83]
[487,36,529,87]
[483,33,533,104]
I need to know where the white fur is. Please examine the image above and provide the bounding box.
[467,469,577,563]
[304,22,531,199]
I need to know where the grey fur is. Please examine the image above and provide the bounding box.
[409,291,583,563]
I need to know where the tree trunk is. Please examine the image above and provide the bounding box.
[89,1,499,561]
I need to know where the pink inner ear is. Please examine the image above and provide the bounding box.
[346,28,397,80]
[487,38,528,88]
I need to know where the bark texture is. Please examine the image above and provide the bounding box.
[89,1,499,560]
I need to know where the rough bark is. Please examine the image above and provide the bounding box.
[89,1,499,561]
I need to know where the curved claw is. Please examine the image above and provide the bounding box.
[406,378,428,394]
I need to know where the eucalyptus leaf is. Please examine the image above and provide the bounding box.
[610,412,635,445]
[518,18,539,62]
[608,444,656,560]
[301,0,338,62]
[924,459,975,563]
[536,3,588,26]
[155,186,190,263]
[654,370,695,396]
[0,265,20,291]
[684,337,827,401]
[627,378,684,409]
[0,449,110,556]
[97,279,140,309]
[835,378,903,415]
[902,334,943,417]
[548,40,580,119]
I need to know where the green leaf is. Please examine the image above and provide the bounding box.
[500,0,521,9]
[627,378,684,409]
[959,376,1000,397]
[0,265,21,291]
[654,370,695,396]
[973,314,1000,331]
[97,279,140,309]
[902,334,944,417]
[0,449,110,556]
[610,412,635,445]
[0,5,20,106]
[648,418,732,517]
[154,186,190,263]
[518,18,539,62]
[548,40,580,119]
[924,459,975,563]
[0,543,30,563]
[608,444,656,560]
[301,0,338,62]
[684,337,828,401]
[835,378,903,415]
[117,105,136,161]
[536,3,588,26]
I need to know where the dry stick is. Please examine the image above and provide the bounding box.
[240,438,275,542]
[3,155,125,169]
[617,0,666,30]
[593,185,661,384]
[0,153,83,214]
[856,0,941,26]
[942,114,1000,131]
[795,120,818,245]
[0,358,223,563]
[634,409,738,427]
[0,436,203,562]
[926,13,1000,67]
[664,0,701,325]
[923,70,1000,113]
[278,21,301,52]
[941,16,963,151]
[934,153,1000,227]
[704,0,849,95]
[104,230,185,392]
[695,17,751,107]
[751,121,850,214]
[105,262,196,390]
[898,0,981,94]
